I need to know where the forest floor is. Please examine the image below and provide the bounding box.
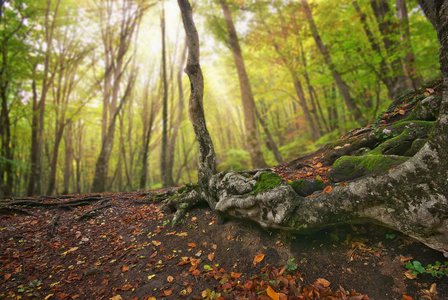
[1,78,448,300]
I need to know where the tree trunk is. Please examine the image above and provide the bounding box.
[62,123,73,195]
[160,4,170,187]
[255,107,283,163]
[301,0,367,126]
[396,0,423,90]
[219,0,267,169]
[370,0,409,99]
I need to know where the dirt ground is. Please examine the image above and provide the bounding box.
[0,190,447,300]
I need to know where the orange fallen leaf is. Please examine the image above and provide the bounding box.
[399,109,405,115]
[162,289,173,296]
[314,163,322,168]
[122,266,129,272]
[231,272,241,278]
[316,278,331,287]
[424,91,430,97]
[120,284,132,291]
[167,275,174,282]
[322,186,332,194]
[402,295,414,300]
[4,274,11,280]
[152,240,161,246]
[253,254,265,263]
[188,243,196,248]
[339,182,348,186]
[208,253,214,261]
[227,235,231,240]
[192,269,200,276]
[266,286,279,300]
[212,244,217,249]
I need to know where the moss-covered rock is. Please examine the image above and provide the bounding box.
[289,179,325,197]
[405,95,441,121]
[250,172,284,195]
[369,121,434,156]
[329,155,409,182]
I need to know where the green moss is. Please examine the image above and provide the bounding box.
[289,179,325,197]
[330,154,409,182]
[173,183,200,198]
[250,172,284,195]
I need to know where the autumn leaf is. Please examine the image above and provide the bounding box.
[399,109,405,115]
[120,284,132,291]
[122,266,129,272]
[4,273,11,280]
[188,243,196,248]
[230,272,241,278]
[161,289,173,296]
[402,295,414,300]
[322,186,332,194]
[424,91,430,97]
[208,253,214,261]
[109,296,122,300]
[67,247,78,253]
[192,269,200,276]
[316,278,331,287]
[212,244,217,249]
[266,286,279,300]
[253,254,265,263]
[167,275,174,282]
[339,182,348,186]
[427,88,435,94]
[152,240,161,246]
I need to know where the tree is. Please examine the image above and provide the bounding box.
[219,0,267,169]
[301,0,367,126]
[169,0,448,255]
[91,0,145,193]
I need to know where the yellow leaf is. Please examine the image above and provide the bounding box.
[152,240,161,246]
[44,294,54,300]
[147,275,155,280]
[67,247,78,253]
[429,283,437,293]
[109,296,122,300]
[167,275,174,282]
[266,286,279,300]
[253,254,265,263]
[399,109,405,115]
[404,270,417,279]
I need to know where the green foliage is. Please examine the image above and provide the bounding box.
[406,260,448,277]
[218,149,251,171]
[284,258,297,272]
[385,233,396,239]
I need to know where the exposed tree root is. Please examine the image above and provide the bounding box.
[0,206,36,216]
[77,204,114,222]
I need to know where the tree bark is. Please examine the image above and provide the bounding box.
[160,4,170,187]
[219,0,267,169]
[301,0,367,126]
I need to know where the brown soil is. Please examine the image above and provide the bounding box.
[1,191,447,300]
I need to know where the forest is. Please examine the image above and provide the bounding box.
[0,0,441,197]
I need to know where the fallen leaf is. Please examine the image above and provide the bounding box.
[212,244,217,249]
[427,88,435,93]
[109,296,122,300]
[253,254,265,263]
[188,243,196,248]
[400,256,413,263]
[314,163,322,168]
[122,266,129,272]
[322,186,332,194]
[267,286,279,300]
[402,295,414,300]
[316,278,331,287]
[167,275,174,282]
[334,146,342,150]
[4,273,11,280]
[120,284,132,291]
[192,269,200,276]
[429,283,437,293]
[162,289,173,296]
[399,109,405,115]
[208,253,214,261]
[339,182,348,186]
[152,240,161,246]
[148,275,155,280]
[231,272,241,278]
[424,91,430,97]
[404,270,417,279]
[68,247,78,253]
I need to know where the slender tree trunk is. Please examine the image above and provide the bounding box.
[255,107,283,163]
[160,4,170,187]
[370,0,409,99]
[219,0,267,168]
[396,0,422,90]
[62,122,73,195]
[301,0,366,126]
[166,42,187,187]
